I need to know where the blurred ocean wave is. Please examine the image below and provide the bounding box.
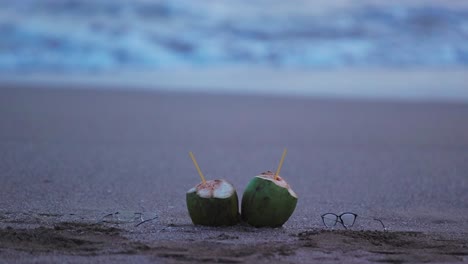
[1,0,468,72]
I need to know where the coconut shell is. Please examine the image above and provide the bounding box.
[186,179,239,226]
[241,172,298,227]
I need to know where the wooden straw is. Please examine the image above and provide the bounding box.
[275,148,287,180]
[189,152,206,184]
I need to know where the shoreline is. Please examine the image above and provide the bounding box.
[1,67,468,103]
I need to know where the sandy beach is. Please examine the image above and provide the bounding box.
[0,86,467,263]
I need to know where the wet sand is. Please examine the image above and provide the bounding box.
[0,86,467,263]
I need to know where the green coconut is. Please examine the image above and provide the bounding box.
[186,179,239,226]
[241,171,298,227]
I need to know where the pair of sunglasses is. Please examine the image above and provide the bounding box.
[321,212,387,231]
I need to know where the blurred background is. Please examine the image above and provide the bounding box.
[0,0,467,100]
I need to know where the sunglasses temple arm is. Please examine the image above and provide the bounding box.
[373,218,387,231]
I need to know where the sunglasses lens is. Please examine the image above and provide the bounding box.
[341,213,356,227]
[322,214,338,227]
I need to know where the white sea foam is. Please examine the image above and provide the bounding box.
[0,0,467,73]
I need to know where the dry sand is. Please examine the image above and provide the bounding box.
[0,86,467,263]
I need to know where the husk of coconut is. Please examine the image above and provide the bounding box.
[241,171,298,227]
[186,179,240,226]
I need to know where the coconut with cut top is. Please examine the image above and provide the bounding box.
[186,179,239,226]
[241,171,298,227]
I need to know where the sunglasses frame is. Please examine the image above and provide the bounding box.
[321,212,387,231]
[321,212,357,229]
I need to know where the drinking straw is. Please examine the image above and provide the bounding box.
[189,152,206,184]
[275,148,287,180]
